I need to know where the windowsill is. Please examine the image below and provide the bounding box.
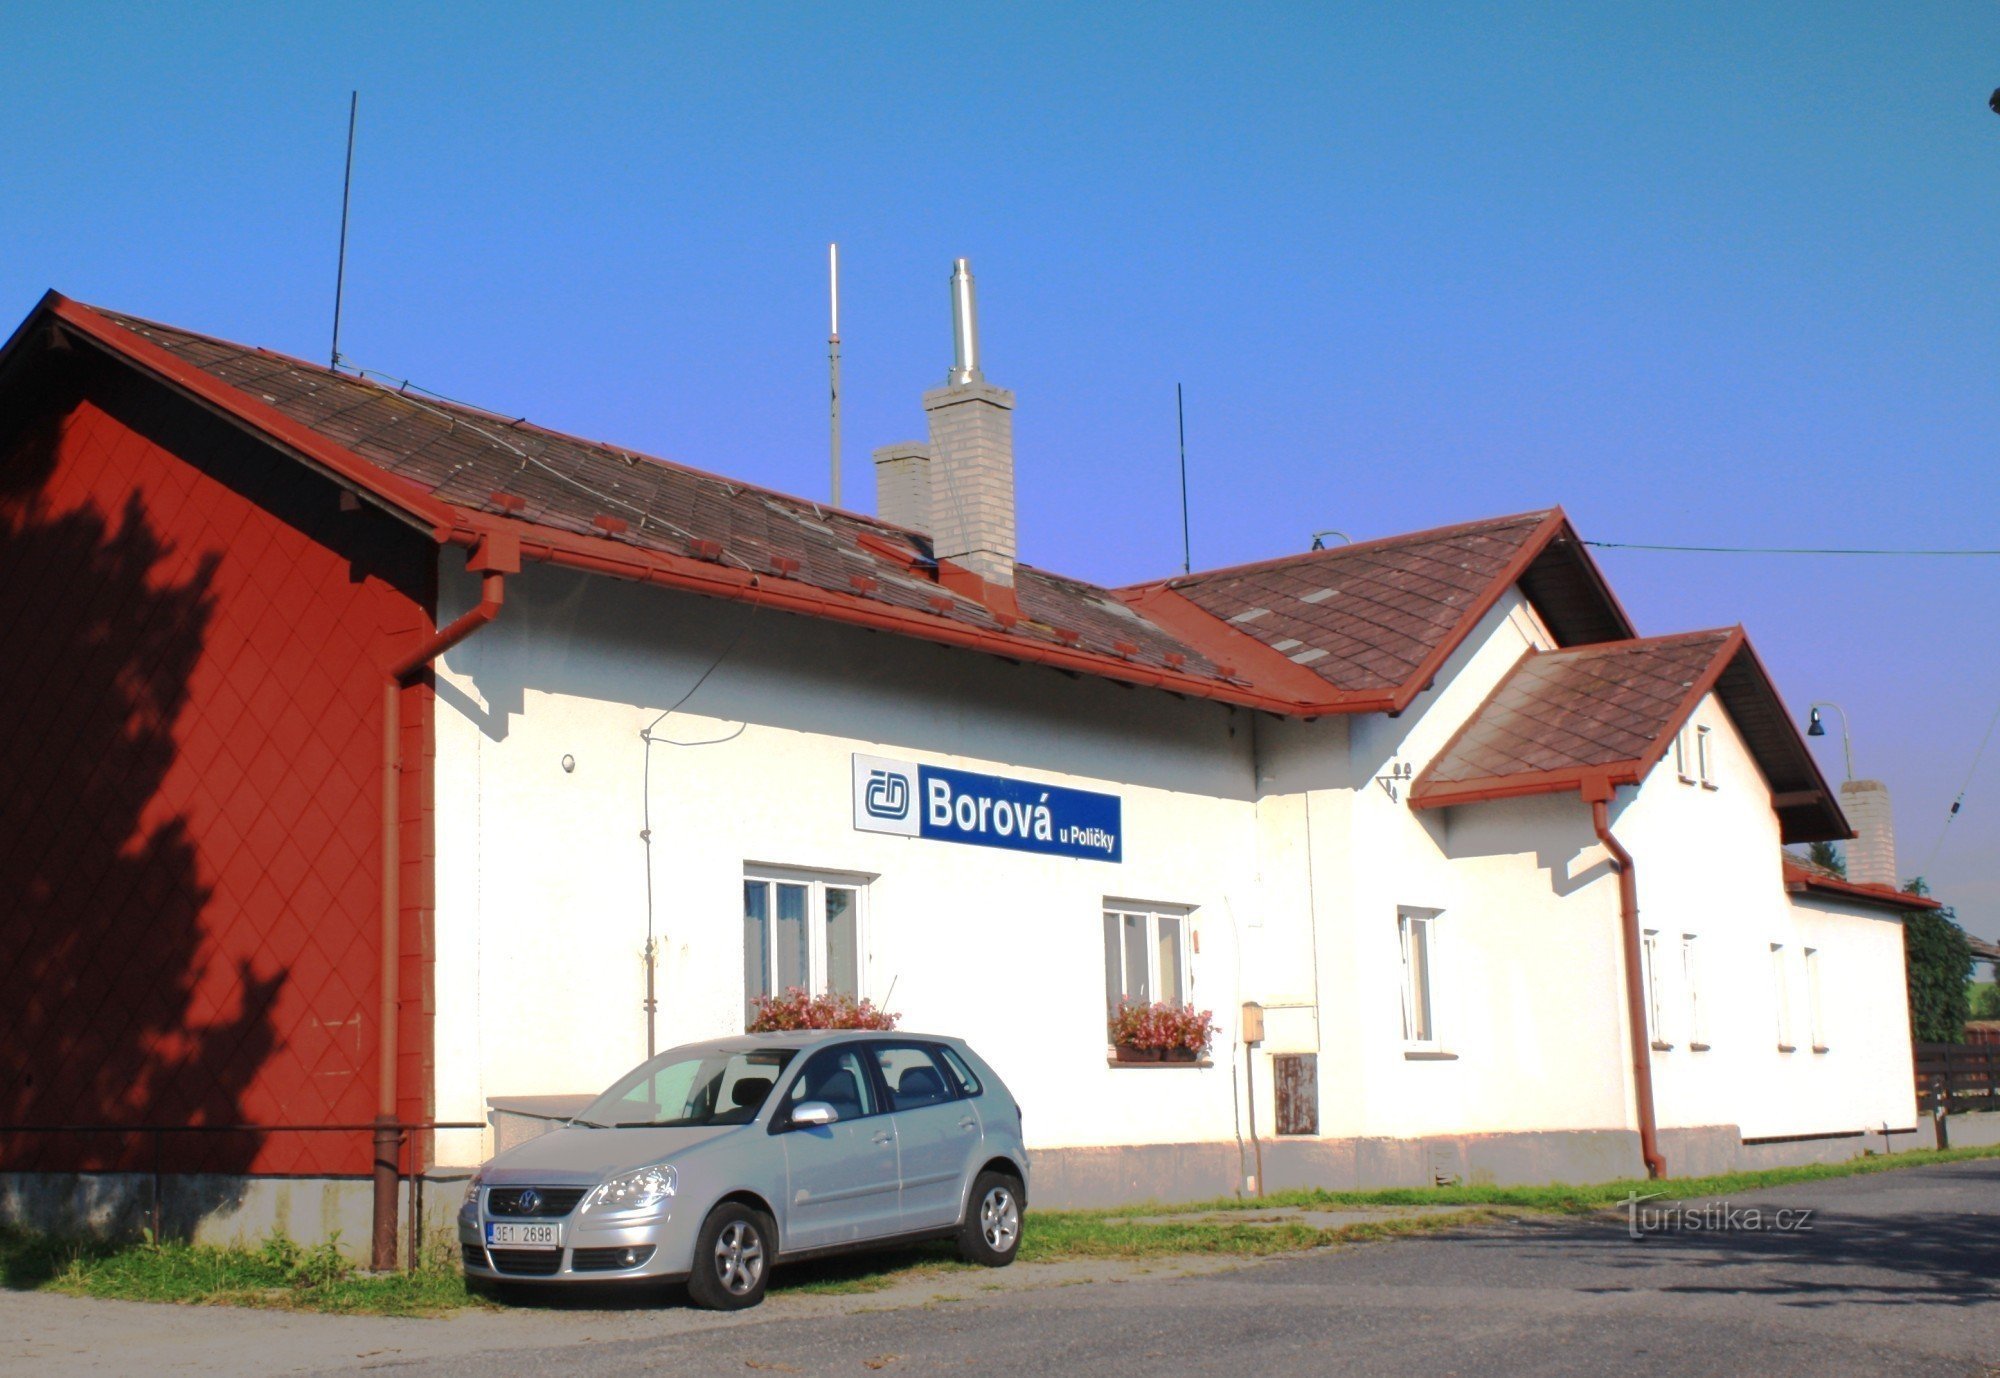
[1106,1056,1213,1069]
[1677,774,1695,785]
[1812,1044,1830,1055]
[1700,782,1719,792]
[1650,1040,1674,1052]
[1689,1042,1712,1052]
[1777,1043,1797,1053]
[1402,1048,1458,1062]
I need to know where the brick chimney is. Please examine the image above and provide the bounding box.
[872,442,932,534]
[1840,778,1897,888]
[921,258,1017,588]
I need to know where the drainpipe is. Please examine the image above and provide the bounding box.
[1584,777,1666,1181]
[372,535,517,1271]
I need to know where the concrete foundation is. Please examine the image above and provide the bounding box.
[0,1170,472,1263]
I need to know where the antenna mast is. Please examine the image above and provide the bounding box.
[1177,383,1191,574]
[828,243,843,506]
[330,91,358,370]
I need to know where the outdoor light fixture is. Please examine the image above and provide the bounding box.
[1806,701,1854,781]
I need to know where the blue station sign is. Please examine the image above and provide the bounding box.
[852,754,1122,863]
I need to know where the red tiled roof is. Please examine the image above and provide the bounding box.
[0,293,1622,720]
[1132,510,1635,713]
[1411,629,1847,843]
[1780,857,1941,913]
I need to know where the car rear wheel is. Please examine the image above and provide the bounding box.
[687,1201,774,1310]
[956,1171,1023,1267]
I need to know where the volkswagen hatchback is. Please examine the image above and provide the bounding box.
[459,1030,1027,1309]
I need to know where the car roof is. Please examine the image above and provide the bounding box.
[676,1029,966,1056]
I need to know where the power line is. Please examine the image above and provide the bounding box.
[1922,692,2000,882]
[1586,540,2000,557]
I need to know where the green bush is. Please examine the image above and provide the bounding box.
[1905,901,1973,1044]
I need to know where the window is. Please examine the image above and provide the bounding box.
[1674,729,1694,784]
[1805,948,1827,1052]
[1695,725,1717,789]
[935,1044,983,1097]
[1102,902,1191,1018]
[743,869,866,1026]
[872,1042,959,1111]
[1772,943,1795,1051]
[782,1045,881,1123]
[1642,929,1669,1049]
[1398,908,1440,1048]
[1681,934,1707,1050]
[578,1046,797,1128]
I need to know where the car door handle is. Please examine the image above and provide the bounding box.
[872,1130,893,1146]
[957,1118,977,1132]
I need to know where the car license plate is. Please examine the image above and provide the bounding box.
[486,1221,560,1248]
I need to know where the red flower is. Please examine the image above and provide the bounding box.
[1108,1000,1214,1055]
[748,988,899,1033]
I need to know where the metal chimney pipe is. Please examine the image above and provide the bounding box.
[948,257,982,385]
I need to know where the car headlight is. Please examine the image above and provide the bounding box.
[462,1168,487,1209]
[585,1164,678,1213]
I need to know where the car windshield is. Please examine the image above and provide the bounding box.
[577,1047,798,1129]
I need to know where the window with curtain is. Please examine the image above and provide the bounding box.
[742,868,867,1026]
[1102,902,1191,1020]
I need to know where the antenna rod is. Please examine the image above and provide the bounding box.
[330,91,358,370]
[828,243,842,506]
[1177,383,1191,574]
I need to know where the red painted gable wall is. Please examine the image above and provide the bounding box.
[0,362,437,1176]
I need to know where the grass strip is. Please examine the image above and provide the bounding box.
[1177,1142,2000,1216]
[0,1227,486,1317]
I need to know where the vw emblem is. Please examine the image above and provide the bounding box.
[517,1188,541,1215]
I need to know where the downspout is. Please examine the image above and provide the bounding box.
[1584,777,1666,1180]
[372,535,517,1271]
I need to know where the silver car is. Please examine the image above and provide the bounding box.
[458,1030,1028,1309]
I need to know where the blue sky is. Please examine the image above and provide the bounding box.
[5,3,1998,937]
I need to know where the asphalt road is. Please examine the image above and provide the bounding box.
[7,1159,1996,1377]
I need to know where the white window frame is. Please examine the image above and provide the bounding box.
[1771,942,1795,1052]
[1674,729,1694,784]
[742,865,870,1026]
[1695,725,1718,790]
[1102,900,1195,1018]
[1805,947,1828,1052]
[1398,907,1443,1052]
[1642,928,1670,1050]
[1681,933,1708,1050]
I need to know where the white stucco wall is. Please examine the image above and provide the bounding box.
[431,563,1265,1166]
[1615,694,1918,1140]
[428,563,1918,1180]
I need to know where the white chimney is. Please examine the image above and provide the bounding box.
[872,441,933,533]
[1840,779,1897,888]
[921,258,1017,588]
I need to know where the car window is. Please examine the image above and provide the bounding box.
[874,1043,956,1112]
[935,1045,983,1098]
[580,1047,796,1128]
[786,1046,880,1122]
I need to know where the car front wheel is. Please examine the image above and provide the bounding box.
[957,1171,1023,1267]
[687,1201,774,1310]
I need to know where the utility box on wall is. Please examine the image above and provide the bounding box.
[1274,1053,1319,1136]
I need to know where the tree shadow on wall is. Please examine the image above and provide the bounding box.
[0,438,284,1242]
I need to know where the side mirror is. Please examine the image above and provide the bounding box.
[789,1101,838,1128]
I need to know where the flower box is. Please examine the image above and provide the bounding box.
[1107,1000,1215,1061]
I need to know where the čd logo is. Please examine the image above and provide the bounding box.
[864,769,911,820]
